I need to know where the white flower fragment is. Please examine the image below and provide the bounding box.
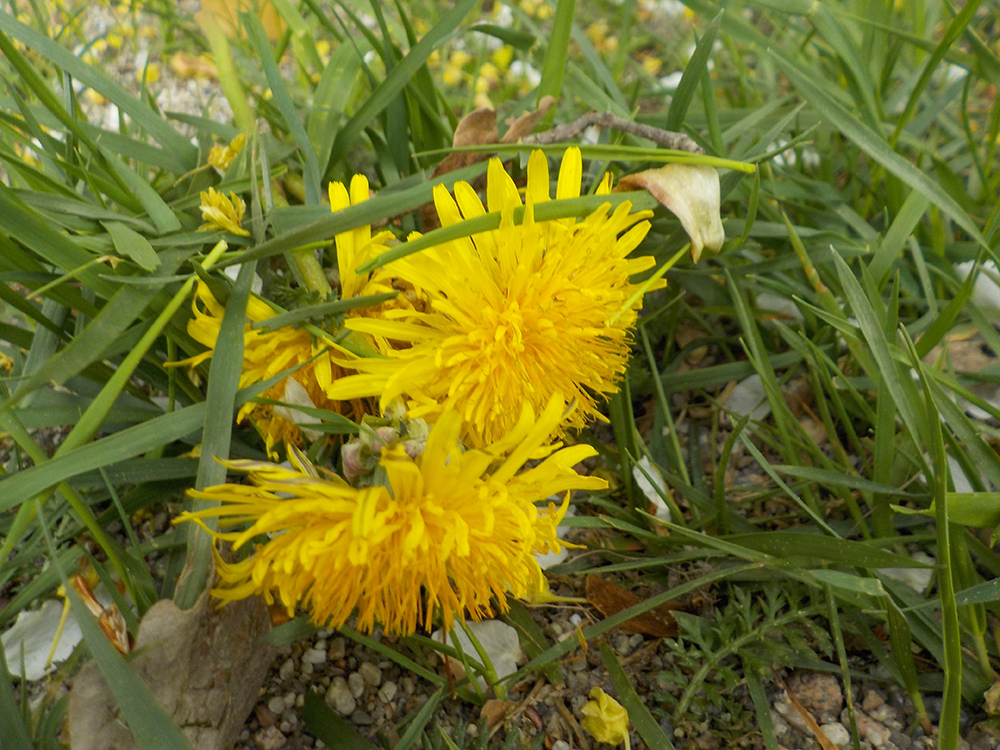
[632,457,670,522]
[617,163,725,261]
[431,619,522,691]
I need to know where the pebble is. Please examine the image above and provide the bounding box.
[254,726,287,750]
[821,722,850,747]
[551,741,570,750]
[328,637,346,661]
[851,710,891,748]
[612,634,633,656]
[359,662,382,687]
[301,661,314,676]
[302,647,327,665]
[278,658,295,681]
[378,681,398,703]
[283,691,296,710]
[351,708,374,726]
[348,671,366,698]
[787,670,843,722]
[326,677,357,716]
[267,696,285,715]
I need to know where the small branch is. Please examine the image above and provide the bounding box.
[523,111,704,154]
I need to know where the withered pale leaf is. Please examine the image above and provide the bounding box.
[617,163,724,262]
[585,575,678,638]
[68,591,273,750]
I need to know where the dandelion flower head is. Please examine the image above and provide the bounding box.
[329,147,662,448]
[175,281,359,457]
[178,393,607,635]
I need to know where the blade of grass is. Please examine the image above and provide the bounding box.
[38,504,197,750]
[327,0,476,169]
[174,260,256,609]
[537,0,575,123]
[903,330,962,750]
[599,640,677,750]
[771,49,988,252]
[665,9,723,132]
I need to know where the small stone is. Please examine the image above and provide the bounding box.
[551,741,571,750]
[350,708,374,726]
[302,647,327,665]
[359,661,382,687]
[466,723,479,738]
[821,722,850,747]
[328,637,346,660]
[628,633,644,650]
[378,681,398,703]
[279,658,295,681]
[326,677,357,716]
[254,725,286,750]
[870,703,902,730]
[348,671,366,698]
[862,689,886,712]
[850,710,891,748]
[301,660,314,676]
[267,696,285,714]
[283,691,296,710]
[787,671,843,722]
[612,634,633,656]
[401,676,416,695]
[314,638,327,652]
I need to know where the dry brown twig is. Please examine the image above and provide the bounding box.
[522,110,704,154]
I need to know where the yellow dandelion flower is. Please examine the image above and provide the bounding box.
[199,187,250,236]
[208,132,247,172]
[174,281,361,457]
[178,393,607,635]
[328,147,662,449]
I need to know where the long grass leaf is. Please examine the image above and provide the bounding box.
[771,50,987,251]
[328,0,476,169]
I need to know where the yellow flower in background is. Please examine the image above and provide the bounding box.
[178,393,607,635]
[198,187,250,236]
[208,132,247,171]
[174,281,362,457]
[328,147,661,449]
[581,687,631,749]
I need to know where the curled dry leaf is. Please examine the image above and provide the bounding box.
[585,575,679,638]
[616,163,724,262]
[422,97,557,230]
[68,590,273,750]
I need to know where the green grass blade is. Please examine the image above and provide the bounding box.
[0,12,196,164]
[665,9,722,132]
[301,692,379,750]
[771,49,987,251]
[328,0,476,170]
[599,640,676,750]
[537,0,576,118]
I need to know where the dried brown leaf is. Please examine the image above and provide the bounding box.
[500,95,556,143]
[585,575,679,638]
[68,591,273,750]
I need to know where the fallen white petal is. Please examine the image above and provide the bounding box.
[1,599,80,680]
[617,163,725,262]
[632,456,670,522]
[273,377,324,441]
[431,619,522,691]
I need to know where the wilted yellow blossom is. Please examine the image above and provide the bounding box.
[198,187,250,236]
[581,687,631,749]
[209,132,247,172]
